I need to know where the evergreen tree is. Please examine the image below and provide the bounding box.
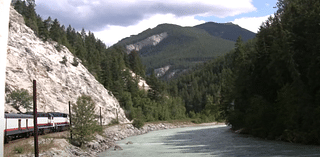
[71,95,101,147]
[49,19,62,44]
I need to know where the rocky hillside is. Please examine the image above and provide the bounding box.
[5,7,129,124]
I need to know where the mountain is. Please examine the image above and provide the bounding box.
[5,6,129,124]
[194,22,256,42]
[115,23,237,79]
[115,22,256,80]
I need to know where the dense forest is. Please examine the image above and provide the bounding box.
[13,0,320,145]
[12,0,186,124]
[168,0,320,144]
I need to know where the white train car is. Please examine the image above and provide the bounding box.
[35,112,54,134]
[4,113,34,143]
[4,112,69,143]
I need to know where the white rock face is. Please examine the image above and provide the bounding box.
[126,32,168,53]
[129,70,150,91]
[154,65,171,78]
[5,7,129,124]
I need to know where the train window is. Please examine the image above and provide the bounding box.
[18,119,21,130]
[26,119,28,129]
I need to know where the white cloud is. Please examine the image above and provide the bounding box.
[94,14,205,46]
[36,0,256,31]
[34,0,258,46]
[232,15,273,33]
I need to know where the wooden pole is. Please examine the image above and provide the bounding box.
[116,109,118,122]
[33,80,39,157]
[69,101,72,140]
[0,0,11,155]
[100,106,102,126]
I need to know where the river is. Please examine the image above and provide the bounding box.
[98,125,320,157]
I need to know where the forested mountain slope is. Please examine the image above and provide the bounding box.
[115,24,236,80]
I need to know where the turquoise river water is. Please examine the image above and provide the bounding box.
[98,125,320,157]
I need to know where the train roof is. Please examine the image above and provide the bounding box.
[48,112,68,117]
[24,112,68,117]
[5,113,33,118]
[24,112,52,117]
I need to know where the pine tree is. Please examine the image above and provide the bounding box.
[71,95,100,147]
[49,19,62,44]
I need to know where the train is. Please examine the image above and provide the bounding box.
[4,112,69,143]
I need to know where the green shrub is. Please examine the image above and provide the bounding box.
[55,44,62,52]
[132,119,144,129]
[14,146,24,154]
[108,118,119,126]
[71,57,79,67]
[191,118,202,124]
[59,56,67,65]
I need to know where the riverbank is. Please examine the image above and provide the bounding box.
[5,121,223,157]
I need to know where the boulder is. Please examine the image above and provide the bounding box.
[126,141,133,145]
[114,145,123,150]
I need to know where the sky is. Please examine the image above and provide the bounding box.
[35,0,278,46]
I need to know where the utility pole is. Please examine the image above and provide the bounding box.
[100,106,102,126]
[69,101,72,140]
[116,109,118,122]
[33,80,39,157]
[0,1,11,156]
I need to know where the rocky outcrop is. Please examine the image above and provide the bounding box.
[6,7,129,124]
[126,32,168,53]
[129,70,150,91]
[154,65,170,77]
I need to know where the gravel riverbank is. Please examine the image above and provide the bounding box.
[14,122,221,157]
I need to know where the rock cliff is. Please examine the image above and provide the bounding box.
[125,32,168,53]
[154,65,170,78]
[5,7,129,124]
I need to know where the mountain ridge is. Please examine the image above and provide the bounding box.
[194,22,256,42]
[115,22,255,79]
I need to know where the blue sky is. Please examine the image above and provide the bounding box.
[195,0,277,22]
[35,0,279,46]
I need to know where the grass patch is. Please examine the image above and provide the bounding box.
[4,140,34,156]
[108,118,120,126]
[14,146,24,154]
[4,132,70,156]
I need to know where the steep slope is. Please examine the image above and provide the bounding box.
[194,22,256,42]
[5,7,129,124]
[116,24,236,79]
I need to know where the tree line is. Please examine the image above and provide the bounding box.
[167,0,320,144]
[223,0,320,144]
[12,0,186,126]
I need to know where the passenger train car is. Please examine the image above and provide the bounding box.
[4,112,69,143]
